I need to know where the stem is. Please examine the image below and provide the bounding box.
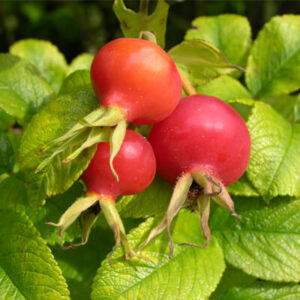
[139,0,149,16]
[100,197,135,266]
[178,68,197,96]
[197,194,211,247]
[139,31,157,44]
[62,203,101,250]
[180,194,211,249]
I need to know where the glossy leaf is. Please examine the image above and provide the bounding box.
[10,39,68,92]
[246,101,300,199]
[92,210,225,300]
[210,264,256,300]
[52,225,115,300]
[185,14,251,76]
[18,70,98,197]
[261,95,299,123]
[196,75,251,102]
[211,199,300,282]
[246,15,300,97]
[67,53,94,76]
[0,54,54,124]
[35,181,85,245]
[169,40,242,88]
[113,0,169,48]
[228,98,255,122]
[59,70,94,96]
[227,175,259,197]
[0,176,32,216]
[219,282,300,300]
[117,175,172,218]
[0,210,70,299]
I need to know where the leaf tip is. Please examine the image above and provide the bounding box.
[232,212,242,221]
[45,221,59,227]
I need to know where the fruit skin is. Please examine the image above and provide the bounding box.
[82,129,156,199]
[91,38,182,125]
[148,95,251,186]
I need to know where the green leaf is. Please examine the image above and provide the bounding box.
[185,14,251,77]
[219,282,300,300]
[0,265,25,299]
[0,177,52,230]
[0,108,14,130]
[227,175,259,197]
[10,39,68,93]
[169,40,242,89]
[228,98,255,122]
[0,131,14,174]
[59,70,94,96]
[246,15,300,97]
[35,181,85,245]
[196,75,251,102]
[295,95,300,123]
[246,101,300,199]
[0,209,69,299]
[261,95,299,123]
[0,176,39,218]
[210,264,256,300]
[117,176,172,218]
[0,54,54,124]
[231,195,267,213]
[113,0,169,48]
[18,70,98,197]
[92,210,225,300]
[211,199,300,282]
[6,131,22,162]
[52,225,115,300]
[67,53,94,76]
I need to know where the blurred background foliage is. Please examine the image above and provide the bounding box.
[0,0,299,61]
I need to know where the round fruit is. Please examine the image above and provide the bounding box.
[49,129,156,263]
[91,38,182,124]
[38,38,182,180]
[140,95,251,257]
[149,95,251,186]
[82,129,156,199]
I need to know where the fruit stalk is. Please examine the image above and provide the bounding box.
[100,198,135,265]
[139,0,149,16]
[178,69,197,96]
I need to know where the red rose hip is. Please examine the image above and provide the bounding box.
[149,95,250,186]
[139,95,251,257]
[91,38,182,124]
[38,38,181,180]
[48,129,156,265]
[82,129,156,199]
